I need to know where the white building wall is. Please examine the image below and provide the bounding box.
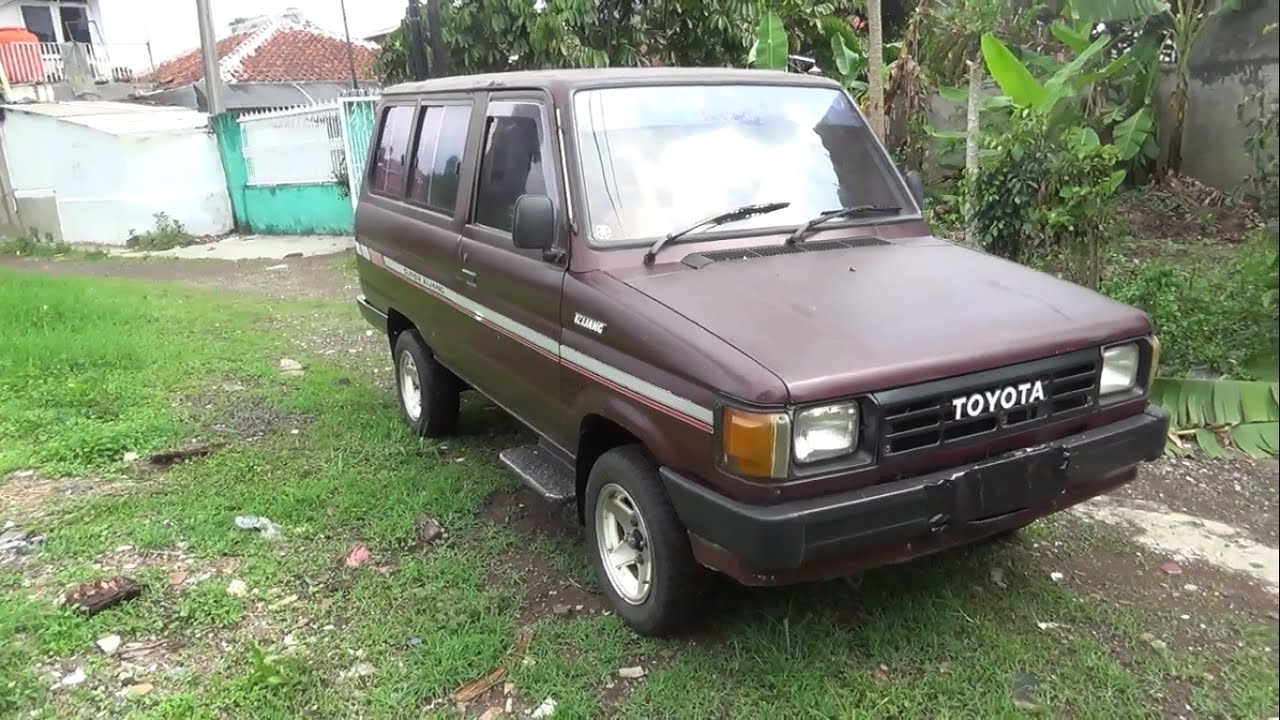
[0,4,21,27]
[1,108,233,245]
[0,0,107,42]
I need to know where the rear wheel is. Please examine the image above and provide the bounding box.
[585,445,707,636]
[393,330,459,437]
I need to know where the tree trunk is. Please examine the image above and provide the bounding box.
[1165,69,1188,176]
[866,0,886,141]
[1162,2,1202,177]
[964,58,982,246]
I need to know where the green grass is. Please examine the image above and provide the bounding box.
[1102,229,1278,378]
[0,268,1276,718]
[0,233,108,259]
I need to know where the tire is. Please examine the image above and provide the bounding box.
[584,445,707,636]
[392,330,459,437]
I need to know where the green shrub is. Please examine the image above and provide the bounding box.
[969,111,1123,287]
[1103,229,1280,378]
[127,212,194,251]
[0,230,71,257]
[965,32,1142,289]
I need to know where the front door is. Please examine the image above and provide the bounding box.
[456,93,570,449]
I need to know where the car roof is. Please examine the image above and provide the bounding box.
[382,67,843,96]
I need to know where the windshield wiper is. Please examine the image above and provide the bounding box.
[784,205,902,245]
[644,201,790,264]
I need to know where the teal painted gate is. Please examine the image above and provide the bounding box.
[340,97,379,209]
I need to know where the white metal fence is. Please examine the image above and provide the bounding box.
[239,102,347,187]
[0,42,153,84]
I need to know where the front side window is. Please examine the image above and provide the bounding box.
[370,105,414,196]
[573,84,915,245]
[472,101,556,234]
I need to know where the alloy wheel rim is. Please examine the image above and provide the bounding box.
[398,351,422,421]
[594,483,653,604]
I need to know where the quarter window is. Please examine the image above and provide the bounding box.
[407,105,471,215]
[370,105,414,196]
[472,102,555,233]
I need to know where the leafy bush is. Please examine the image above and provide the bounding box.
[0,230,71,257]
[969,108,1123,286]
[127,212,194,251]
[962,32,1150,287]
[1103,230,1280,378]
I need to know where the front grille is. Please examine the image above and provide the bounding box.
[875,351,1100,457]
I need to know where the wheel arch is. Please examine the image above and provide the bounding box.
[574,403,677,523]
[385,307,415,351]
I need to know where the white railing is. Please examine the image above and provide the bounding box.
[239,101,347,187]
[0,42,154,85]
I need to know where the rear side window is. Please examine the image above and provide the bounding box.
[407,105,471,214]
[473,101,556,233]
[370,105,414,196]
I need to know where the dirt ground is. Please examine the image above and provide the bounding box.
[4,251,1278,609]
[0,254,359,302]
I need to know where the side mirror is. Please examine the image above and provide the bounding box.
[905,170,926,208]
[511,194,556,251]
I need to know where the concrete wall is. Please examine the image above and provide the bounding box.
[210,113,355,235]
[0,108,233,245]
[917,0,1278,192]
[243,183,354,235]
[1157,0,1280,192]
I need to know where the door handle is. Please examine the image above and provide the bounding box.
[461,268,478,286]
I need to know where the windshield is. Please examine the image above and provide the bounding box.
[572,84,916,246]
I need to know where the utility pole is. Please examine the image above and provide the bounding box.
[425,0,447,78]
[407,0,428,81]
[195,0,224,115]
[339,0,359,90]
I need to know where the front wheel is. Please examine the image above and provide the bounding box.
[585,445,707,636]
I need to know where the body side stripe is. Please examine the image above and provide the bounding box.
[359,242,715,429]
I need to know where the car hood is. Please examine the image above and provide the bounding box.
[613,238,1152,404]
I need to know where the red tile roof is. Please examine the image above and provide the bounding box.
[235,29,378,83]
[147,26,378,87]
[149,32,253,87]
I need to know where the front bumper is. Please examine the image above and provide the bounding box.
[662,405,1168,581]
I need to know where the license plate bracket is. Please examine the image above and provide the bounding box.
[954,447,1067,522]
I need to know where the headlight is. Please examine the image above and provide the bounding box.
[1100,342,1140,395]
[794,403,859,464]
[719,407,791,479]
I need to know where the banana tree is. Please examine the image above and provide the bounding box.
[978,32,1155,181]
[1067,0,1240,176]
[749,12,790,70]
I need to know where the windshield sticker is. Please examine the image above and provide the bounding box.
[592,224,614,242]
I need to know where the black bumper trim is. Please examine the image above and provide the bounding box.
[661,405,1169,571]
[357,295,388,334]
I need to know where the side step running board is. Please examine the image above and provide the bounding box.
[499,444,576,502]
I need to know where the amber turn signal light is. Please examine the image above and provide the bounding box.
[720,407,791,479]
